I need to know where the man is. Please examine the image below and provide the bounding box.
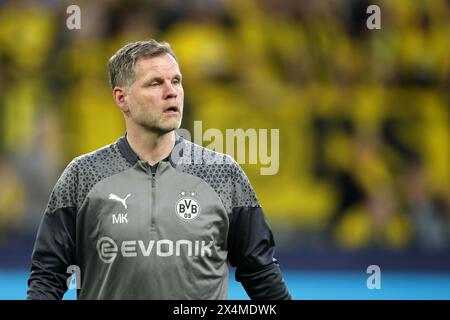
[27,39,291,300]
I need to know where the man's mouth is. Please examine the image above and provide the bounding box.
[163,106,180,114]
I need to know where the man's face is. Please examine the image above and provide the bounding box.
[124,53,184,134]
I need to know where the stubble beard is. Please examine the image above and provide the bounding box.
[137,112,182,136]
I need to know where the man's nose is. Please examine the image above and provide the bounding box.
[163,81,177,99]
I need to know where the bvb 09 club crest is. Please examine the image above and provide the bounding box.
[175,191,200,221]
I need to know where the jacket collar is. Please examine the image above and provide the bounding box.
[117,131,184,167]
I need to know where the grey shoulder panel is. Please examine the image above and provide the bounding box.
[47,142,131,213]
[175,139,259,212]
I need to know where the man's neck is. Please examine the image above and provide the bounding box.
[126,127,176,166]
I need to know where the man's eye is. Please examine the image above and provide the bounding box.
[150,82,160,87]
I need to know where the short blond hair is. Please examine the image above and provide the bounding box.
[108,39,176,89]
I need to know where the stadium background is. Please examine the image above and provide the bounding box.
[0,0,449,299]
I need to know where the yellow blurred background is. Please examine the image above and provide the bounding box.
[0,0,449,256]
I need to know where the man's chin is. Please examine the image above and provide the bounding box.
[161,121,181,133]
[148,123,181,135]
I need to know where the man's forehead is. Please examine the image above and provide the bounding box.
[134,54,180,77]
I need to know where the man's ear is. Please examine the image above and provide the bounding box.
[113,86,129,114]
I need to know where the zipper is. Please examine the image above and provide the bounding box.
[150,171,156,231]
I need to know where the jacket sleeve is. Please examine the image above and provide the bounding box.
[27,160,78,300]
[227,163,291,300]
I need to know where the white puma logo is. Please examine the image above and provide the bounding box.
[109,193,131,209]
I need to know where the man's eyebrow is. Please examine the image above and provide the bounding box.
[144,76,163,83]
[144,74,182,82]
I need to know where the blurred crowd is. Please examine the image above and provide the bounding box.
[0,0,449,253]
